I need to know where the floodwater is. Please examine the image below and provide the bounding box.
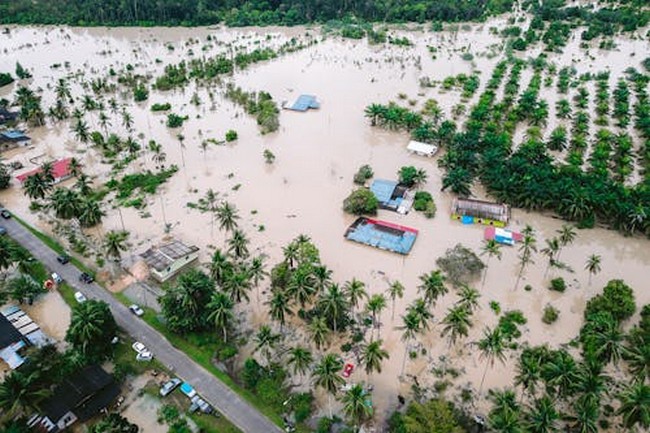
[0,17,649,424]
[20,289,71,342]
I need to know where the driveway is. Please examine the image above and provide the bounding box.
[3,216,282,433]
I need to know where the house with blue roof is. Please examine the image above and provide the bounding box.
[370,179,414,214]
[0,129,31,150]
[283,94,320,112]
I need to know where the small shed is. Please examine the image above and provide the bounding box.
[451,198,510,227]
[407,140,438,157]
[140,240,200,282]
[284,94,320,112]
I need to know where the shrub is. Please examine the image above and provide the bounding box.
[151,102,171,111]
[584,279,636,322]
[413,191,433,211]
[353,164,374,185]
[166,113,187,128]
[0,72,14,87]
[343,188,378,215]
[263,149,275,164]
[292,393,314,423]
[549,277,566,292]
[490,301,501,315]
[542,305,559,324]
[398,166,418,186]
[225,129,238,142]
[497,310,527,341]
[133,83,149,101]
[424,200,437,218]
[436,243,485,287]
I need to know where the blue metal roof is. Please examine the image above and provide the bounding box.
[370,179,398,204]
[1,130,28,139]
[289,94,320,112]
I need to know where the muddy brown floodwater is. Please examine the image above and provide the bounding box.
[0,18,649,424]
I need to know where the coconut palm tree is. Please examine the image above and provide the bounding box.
[540,237,560,278]
[287,346,313,379]
[222,269,251,304]
[441,306,472,346]
[477,326,507,394]
[103,230,129,263]
[480,239,502,288]
[74,173,92,196]
[616,382,650,430]
[282,242,299,269]
[0,371,49,417]
[397,310,421,375]
[72,119,90,144]
[366,294,387,338]
[0,237,15,271]
[227,229,249,259]
[313,265,332,292]
[593,324,625,365]
[317,283,349,333]
[249,255,268,302]
[48,188,81,220]
[77,197,105,228]
[309,317,329,350]
[98,111,111,134]
[197,188,220,235]
[361,340,389,380]
[623,334,650,383]
[206,291,234,341]
[22,173,50,200]
[287,265,317,308]
[556,224,576,259]
[253,325,281,367]
[5,274,44,305]
[216,202,240,233]
[514,352,542,399]
[344,278,367,314]
[340,384,372,429]
[584,254,601,286]
[408,298,433,331]
[456,285,480,312]
[364,103,386,126]
[386,280,404,320]
[121,109,133,132]
[418,270,448,306]
[515,229,537,289]
[524,396,559,433]
[313,354,344,417]
[412,168,428,189]
[542,350,579,400]
[209,249,232,286]
[266,289,293,332]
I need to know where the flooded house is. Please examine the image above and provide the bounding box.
[451,198,510,227]
[140,239,200,282]
[283,94,320,112]
[0,306,50,369]
[0,107,19,125]
[345,217,418,255]
[16,158,74,184]
[370,179,414,214]
[32,365,120,432]
[0,129,31,150]
[406,140,438,157]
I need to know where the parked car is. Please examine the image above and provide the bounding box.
[129,304,144,316]
[180,382,196,399]
[160,378,182,397]
[51,272,63,284]
[190,395,213,414]
[1,210,11,219]
[56,254,70,264]
[79,272,94,283]
[132,341,148,354]
[74,291,87,303]
[132,341,153,361]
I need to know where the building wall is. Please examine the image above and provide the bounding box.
[151,250,199,282]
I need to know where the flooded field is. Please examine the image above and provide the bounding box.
[1,17,648,425]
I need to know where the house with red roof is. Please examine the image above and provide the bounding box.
[16,158,74,184]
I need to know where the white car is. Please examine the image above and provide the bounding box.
[132,341,153,361]
[160,378,182,397]
[129,304,144,316]
[51,273,63,284]
[74,291,87,303]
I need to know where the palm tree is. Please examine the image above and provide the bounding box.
[0,371,49,417]
[98,111,111,134]
[5,274,44,305]
[361,340,389,380]
[266,289,293,332]
[456,285,480,312]
[282,242,299,269]
[366,294,387,338]
[74,174,92,196]
[77,198,105,228]
[593,324,625,365]
[542,350,579,400]
[253,325,281,367]
[418,270,448,306]
[340,384,372,429]
[514,352,542,399]
[364,103,385,126]
[408,298,433,331]
[72,119,90,144]
[524,396,559,433]
[623,334,650,382]
[616,382,650,430]
[515,228,537,289]
[480,239,502,288]
[386,280,404,320]
[197,188,220,235]
[48,188,81,220]
[540,237,560,278]
[344,278,367,314]
[103,230,129,263]
[177,133,186,167]
[397,310,421,375]
[121,109,133,132]
[412,168,428,189]
[313,265,332,292]
[22,173,50,200]
[309,317,329,350]
[287,346,313,379]
[227,229,249,259]
[477,326,507,394]
[317,283,349,333]
[206,291,234,341]
[584,254,601,286]
[209,249,232,286]
[568,397,598,433]
[287,265,317,308]
[216,202,239,233]
[556,224,576,259]
[441,306,472,346]
[313,354,344,417]
[249,255,268,302]
[222,269,251,303]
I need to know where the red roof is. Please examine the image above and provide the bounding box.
[16,158,73,183]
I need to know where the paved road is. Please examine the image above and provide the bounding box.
[4,217,282,433]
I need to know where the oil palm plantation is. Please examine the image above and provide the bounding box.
[441,306,472,346]
[386,280,404,320]
[216,201,239,233]
[524,396,559,433]
[480,239,502,288]
[313,354,344,417]
[616,382,650,430]
[418,270,448,306]
[340,384,372,430]
[206,291,234,341]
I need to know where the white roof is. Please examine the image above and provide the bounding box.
[407,140,438,156]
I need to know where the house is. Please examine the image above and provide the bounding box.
[3,305,50,347]
[369,179,414,214]
[0,313,29,369]
[484,227,523,246]
[451,198,510,227]
[33,365,120,432]
[283,94,320,112]
[0,129,31,149]
[407,140,438,157]
[0,107,19,125]
[140,240,200,282]
[345,217,418,255]
[15,158,74,184]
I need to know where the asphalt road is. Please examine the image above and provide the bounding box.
[3,216,282,433]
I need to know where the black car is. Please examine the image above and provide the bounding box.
[0,210,11,219]
[56,254,70,264]
[79,272,94,283]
